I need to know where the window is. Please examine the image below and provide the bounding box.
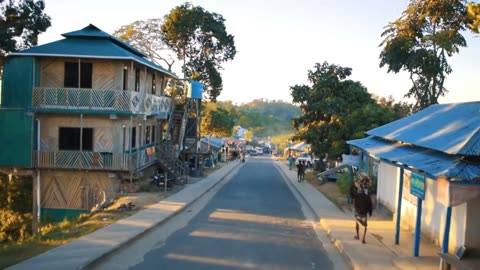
[145,126,151,144]
[135,68,140,92]
[64,62,78,87]
[123,67,128,90]
[152,74,156,94]
[131,127,136,148]
[64,62,93,88]
[59,127,93,151]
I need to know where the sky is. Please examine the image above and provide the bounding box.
[38,0,480,105]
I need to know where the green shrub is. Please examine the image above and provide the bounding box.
[336,173,352,195]
[0,209,32,243]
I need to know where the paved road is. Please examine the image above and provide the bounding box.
[91,157,338,270]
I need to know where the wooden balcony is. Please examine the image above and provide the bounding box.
[32,87,172,116]
[33,149,158,171]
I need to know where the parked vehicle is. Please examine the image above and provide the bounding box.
[150,169,173,188]
[295,153,313,167]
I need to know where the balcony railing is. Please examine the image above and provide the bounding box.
[32,87,172,115]
[32,149,158,171]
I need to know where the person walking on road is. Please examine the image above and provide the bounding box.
[296,160,306,182]
[350,173,373,244]
[296,160,304,182]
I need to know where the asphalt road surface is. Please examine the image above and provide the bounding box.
[90,156,347,270]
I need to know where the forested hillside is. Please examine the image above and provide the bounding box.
[235,99,300,137]
[202,99,300,138]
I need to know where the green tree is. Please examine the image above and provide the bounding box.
[201,103,235,137]
[113,19,176,71]
[379,0,468,111]
[290,62,397,158]
[161,2,236,101]
[0,173,32,213]
[0,0,51,76]
[374,95,413,119]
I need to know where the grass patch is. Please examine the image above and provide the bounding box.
[0,210,136,269]
[201,162,226,176]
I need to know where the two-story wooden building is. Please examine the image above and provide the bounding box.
[0,24,181,221]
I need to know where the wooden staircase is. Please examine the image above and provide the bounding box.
[156,142,189,183]
[154,99,192,182]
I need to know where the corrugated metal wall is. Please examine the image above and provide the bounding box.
[1,56,34,107]
[0,109,33,166]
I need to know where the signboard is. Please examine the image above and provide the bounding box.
[410,171,425,199]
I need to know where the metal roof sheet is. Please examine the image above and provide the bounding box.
[9,24,176,78]
[287,142,310,151]
[62,24,147,57]
[366,102,480,156]
[347,136,480,181]
[201,136,224,149]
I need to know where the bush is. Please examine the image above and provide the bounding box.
[336,173,352,195]
[0,209,32,243]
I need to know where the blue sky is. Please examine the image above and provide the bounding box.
[39,0,480,104]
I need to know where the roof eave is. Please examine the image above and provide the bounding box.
[8,52,178,79]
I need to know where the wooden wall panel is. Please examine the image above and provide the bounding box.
[93,61,115,90]
[41,171,115,209]
[40,57,126,90]
[40,58,64,87]
[37,115,123,152]
[95,127,113,152]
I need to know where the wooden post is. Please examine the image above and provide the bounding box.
[441,207,452,253]
[129,116,133,192]
[395,168,404,245]
[413,196,422,256]
[164,173,168,193]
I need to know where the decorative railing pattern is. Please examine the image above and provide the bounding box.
[32,87,172,115]
[145,93,173,116]
[33,150,157,171]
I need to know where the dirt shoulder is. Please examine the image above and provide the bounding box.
[304,170,348,211]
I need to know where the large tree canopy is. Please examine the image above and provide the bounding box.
[0,0,51,75]
[161,2,236,102]
[113,19,176,71]
[201,102,235,137]
[290,62,400,158]
[379,0,468,111]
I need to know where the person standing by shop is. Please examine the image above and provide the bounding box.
[288,155,294,170]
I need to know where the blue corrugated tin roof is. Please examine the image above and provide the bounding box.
[9,24,176,78]
[62,24,147,57]
[347,136,480,181]
[201,136,224,149]
[366,102,480,156]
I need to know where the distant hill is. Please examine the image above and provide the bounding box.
[219,99,300,137]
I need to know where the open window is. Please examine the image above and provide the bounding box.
[64,62,93,88]
[59,127,93,151]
